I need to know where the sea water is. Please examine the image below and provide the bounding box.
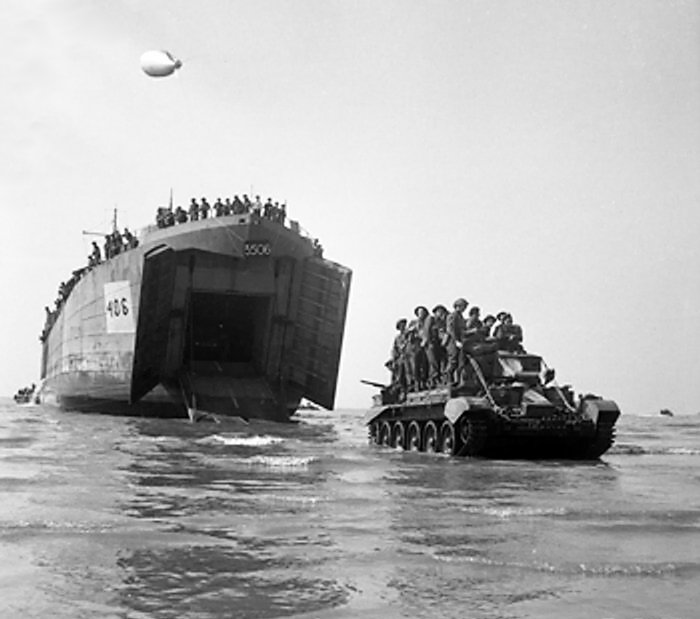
[0,399,698,618]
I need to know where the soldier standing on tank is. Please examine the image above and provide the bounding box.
[413,306,431,390]
[494,313,524,352]
[490,311,508,338]
[403,320,421,391]
[429,305,448,386]
[480,315,496,340]
[390,318,409,392]
[445,297,468,387]
[463,306,483,352]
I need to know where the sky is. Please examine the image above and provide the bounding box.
[1,0,699,414]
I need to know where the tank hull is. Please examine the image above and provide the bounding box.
[365,389,620,460]
[40,215,351,421]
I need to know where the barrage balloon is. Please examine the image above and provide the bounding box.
[140,50,182,78]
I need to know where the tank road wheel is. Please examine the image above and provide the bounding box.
[458,417,488,457]
[368,421,380,444]
[406,421,422,452]
[378,421,392,447]
[439,421,463,456]
[391,421,406,449]
[423,421,440,453]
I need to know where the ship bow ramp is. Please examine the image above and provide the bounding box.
[126,218,351,420]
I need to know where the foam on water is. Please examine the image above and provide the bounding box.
[232,454,318,468]
[460,505,569,518]
[610,443,700,456]
[432,553,700,578]
[198,434,285,447]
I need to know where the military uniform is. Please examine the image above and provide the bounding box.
[389,319,409,390]
[445,299,468,386]
[426,307,447,386]
[189,199,199,221]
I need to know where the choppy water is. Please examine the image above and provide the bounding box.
[1,400,699,619]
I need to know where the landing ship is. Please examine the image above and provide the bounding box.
[39,209,351,421]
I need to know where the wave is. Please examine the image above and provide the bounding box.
[609,443,700,456]
[198,434,285,447]
[433,553,700,577]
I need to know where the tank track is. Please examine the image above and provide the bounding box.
[368,417,489,457]
[455,417,489,457]
[581,418,617,459]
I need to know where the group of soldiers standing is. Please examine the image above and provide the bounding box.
[41,228,140,342]
[91,228,139,265]
[156,195,287,228]
[388,298,524,392]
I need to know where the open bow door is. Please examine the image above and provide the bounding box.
[287,258,352,409]
[130,247,177,402]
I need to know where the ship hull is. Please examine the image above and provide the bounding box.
[40,215,351,421]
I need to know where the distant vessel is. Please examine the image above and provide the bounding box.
[39,209,351,421]
[13,383,37,405]
[659,408,674,417]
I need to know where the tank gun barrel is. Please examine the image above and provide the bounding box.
[361,379,388,389]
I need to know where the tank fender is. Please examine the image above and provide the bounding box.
[364,406,392,425]
[581,399,621,426]
[444,396,491,425]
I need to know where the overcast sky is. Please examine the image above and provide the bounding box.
[1,0,699,414]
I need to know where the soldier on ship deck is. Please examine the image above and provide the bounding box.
[88,241,101,266]
[278,202,287,225]
[123,228,138,249]
[175,206,188,223]
[199,197,211,219]
[232,195,244,214]
[189,198,199,221]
